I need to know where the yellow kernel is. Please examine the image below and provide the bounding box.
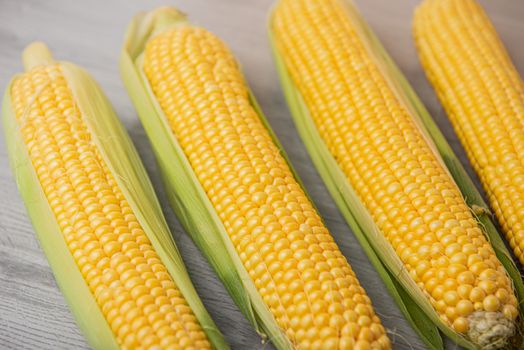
[378,335,391,349]
[322,337,339,350]
[457,271,475,285]
[452,317,469,333]
[456,300,474,316]
[443,291,459,306]
[478,280,497,295]
[445,307,457,321]
[502,305,518,319]
[342,323,360,338]
[354,340,371,350]
[495,288,509,303]
[435,300,447,313]
[457,285,473,299]
[339,337,355,349]
[358,328,374,342]
[470,261,488,275]
[483,295,500,312]
[469,287,486,303]
[358,315,372,327]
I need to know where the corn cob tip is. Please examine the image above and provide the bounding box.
[22,42,54,71]
[467,311,515,349]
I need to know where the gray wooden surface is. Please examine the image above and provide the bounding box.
[0,0,522,349]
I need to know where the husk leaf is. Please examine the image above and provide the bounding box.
[120,8,292,350]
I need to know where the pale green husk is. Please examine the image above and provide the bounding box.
[2,45,227,350]
[268,0,524,349]
[120,8,292,350]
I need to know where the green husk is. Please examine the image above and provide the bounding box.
[268,0,523,349]
[120,8,292,350]
[2,43,227,350]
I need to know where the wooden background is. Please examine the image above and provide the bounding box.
[0,0,522,349]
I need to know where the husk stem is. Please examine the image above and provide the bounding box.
[120,8,294,350]
[3,42,227,350]
[267,0,523,348]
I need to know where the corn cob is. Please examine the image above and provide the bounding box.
[271,0,519,348]
[414,0,524,270]
[121,8,390,350]
[3,42,226,350]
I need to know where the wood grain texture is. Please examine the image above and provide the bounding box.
[0,0,522,349]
